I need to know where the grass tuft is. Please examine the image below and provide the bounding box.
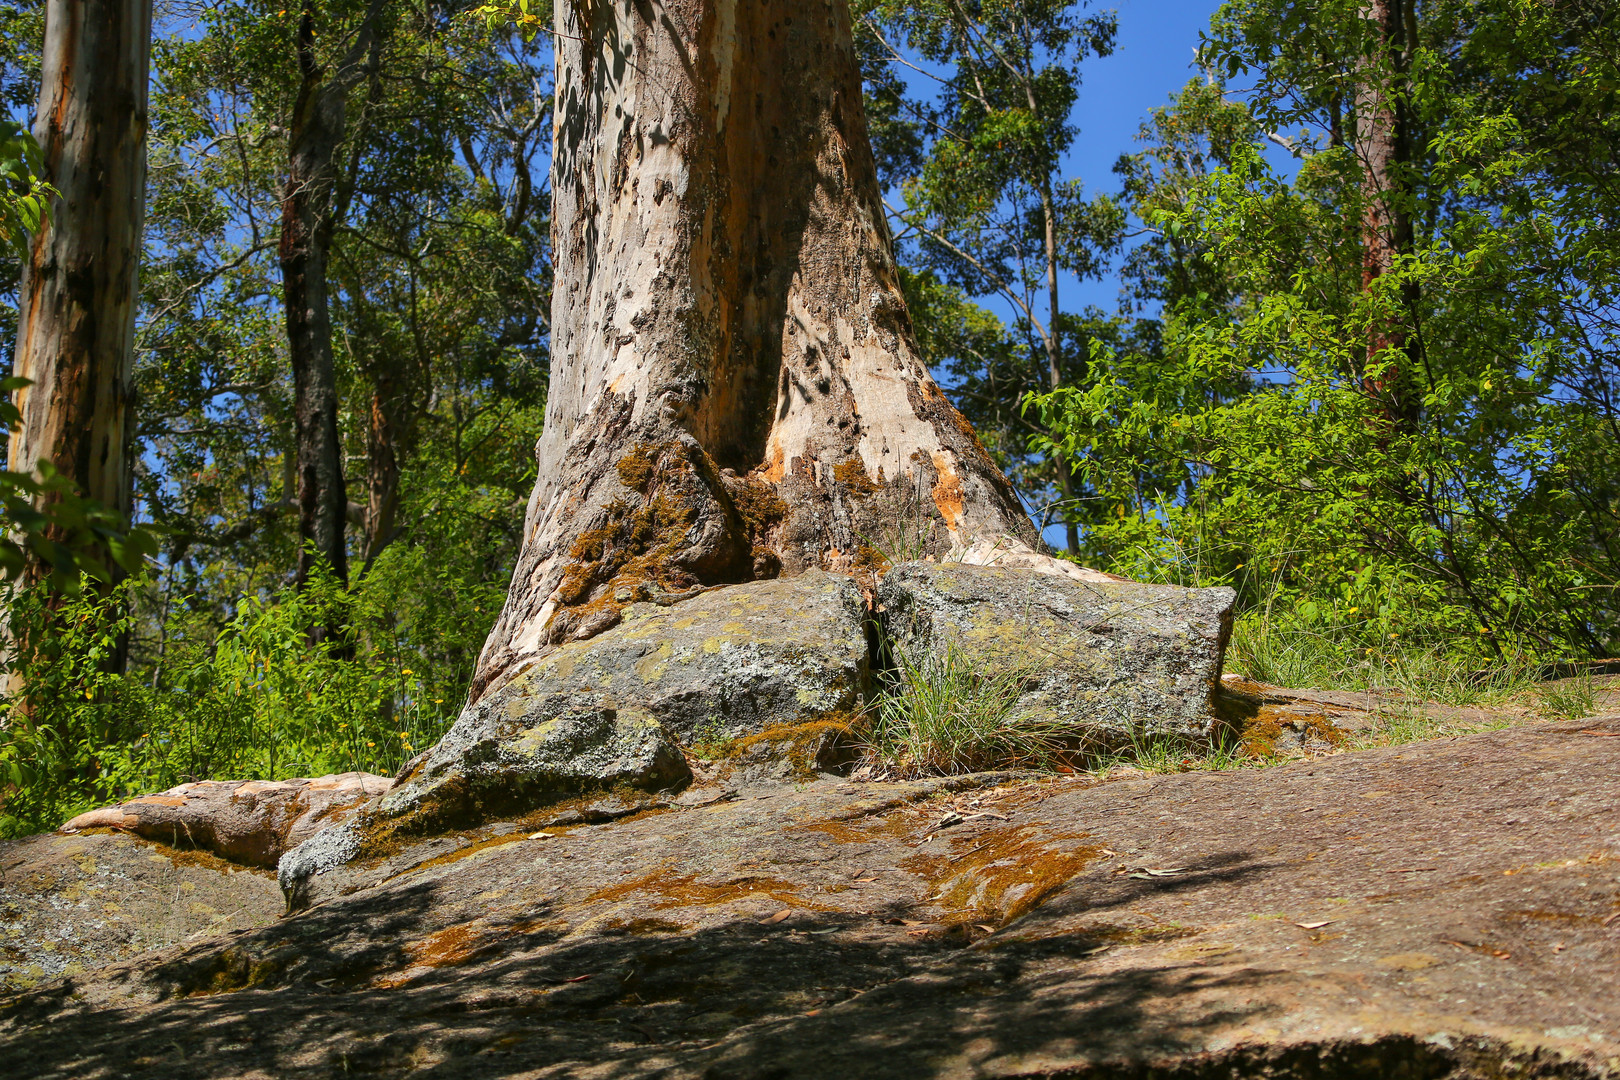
[864,638,1065,777]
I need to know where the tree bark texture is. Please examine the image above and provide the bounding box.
[279,0,388,588]
[468,0,1038,703]
[1355,0,1418,428]
[8,0,152,573]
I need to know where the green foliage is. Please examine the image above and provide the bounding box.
[464,0,552,40]
[1026,0,1620,666]
[0,563,471,838]
[0,376,158,589]
[0,116,48,258]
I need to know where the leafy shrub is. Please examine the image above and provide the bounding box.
[0,565,463,838]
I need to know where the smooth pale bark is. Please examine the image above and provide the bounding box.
[279,0,388,589]
[8,0,153,575]
[1356,0,1419,429]
[468,0,1038,703]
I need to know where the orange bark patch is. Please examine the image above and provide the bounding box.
[930,454,965,531]
[764,440,786,484]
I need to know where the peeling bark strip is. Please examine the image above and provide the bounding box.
[8,0,153,566]
[279,0,390,588]
[468,0,1037,703]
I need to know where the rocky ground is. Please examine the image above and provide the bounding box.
[0,689,1617,1078]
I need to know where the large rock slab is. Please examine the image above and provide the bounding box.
[0,831,280,993]
[59,773,391,869]
[879,562,1235,744]
[3,716,1616,1077]
[520,568,872,744]
[277,571,871,902]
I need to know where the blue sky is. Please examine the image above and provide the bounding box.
[1055,0,1225,313]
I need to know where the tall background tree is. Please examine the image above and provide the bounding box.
[8,0,153,595]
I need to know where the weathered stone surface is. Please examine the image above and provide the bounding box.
[879,562,1235,743]
[276,572,871,903]
[0,831,280,993]
[59,773,391,869]
[2,714,1617,1077]
[524,569,871,744]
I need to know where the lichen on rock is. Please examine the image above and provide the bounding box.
[877,562,1236,746]
[278,571,872,905]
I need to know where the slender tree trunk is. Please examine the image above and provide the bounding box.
[278,0,388,590]
[360,354,423,570]
[9,0,152,576]
[1355,0,1418,429]
[6,0,152,688]
[1037,181,1080,555]
[469,0,1038,704]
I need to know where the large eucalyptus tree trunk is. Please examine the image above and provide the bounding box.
[468,0,1038,704]
[8,0,152,583]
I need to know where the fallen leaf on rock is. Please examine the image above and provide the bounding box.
[761,909,792,925]
[527,832,554,840]
[1386,867,1438,873]
[1296,920,1333,930]
[1128,867,1188,879]
[974,924,995,933]
[854,877,877,883]
[907,927,933,937]
[1603,911,1620,927]
[805,928,840,935]
[883,918,924,926]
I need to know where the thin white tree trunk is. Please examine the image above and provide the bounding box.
[469,0,1038,703]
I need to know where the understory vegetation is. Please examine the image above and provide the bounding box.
[4,0,1619,831]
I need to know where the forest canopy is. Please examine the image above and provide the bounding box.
[1,0,1617,835]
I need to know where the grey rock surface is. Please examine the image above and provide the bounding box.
[2,716,1617,1078]
[522,568,871,743]
[0,831,280,993]
[879,562,1235,743]
[278,571,871,901]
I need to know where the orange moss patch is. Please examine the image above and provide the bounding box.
[851,544,891,575]
[1239,706,1349,760]
[903,824,1101,926]
[833,460,880,495]
[387,830,534,879]
[616,441,663,492]
[797,806,933,845]
[584,867,825,911]
[381,916,558,986]
[183,948,284,997]
[726,472,788,569]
